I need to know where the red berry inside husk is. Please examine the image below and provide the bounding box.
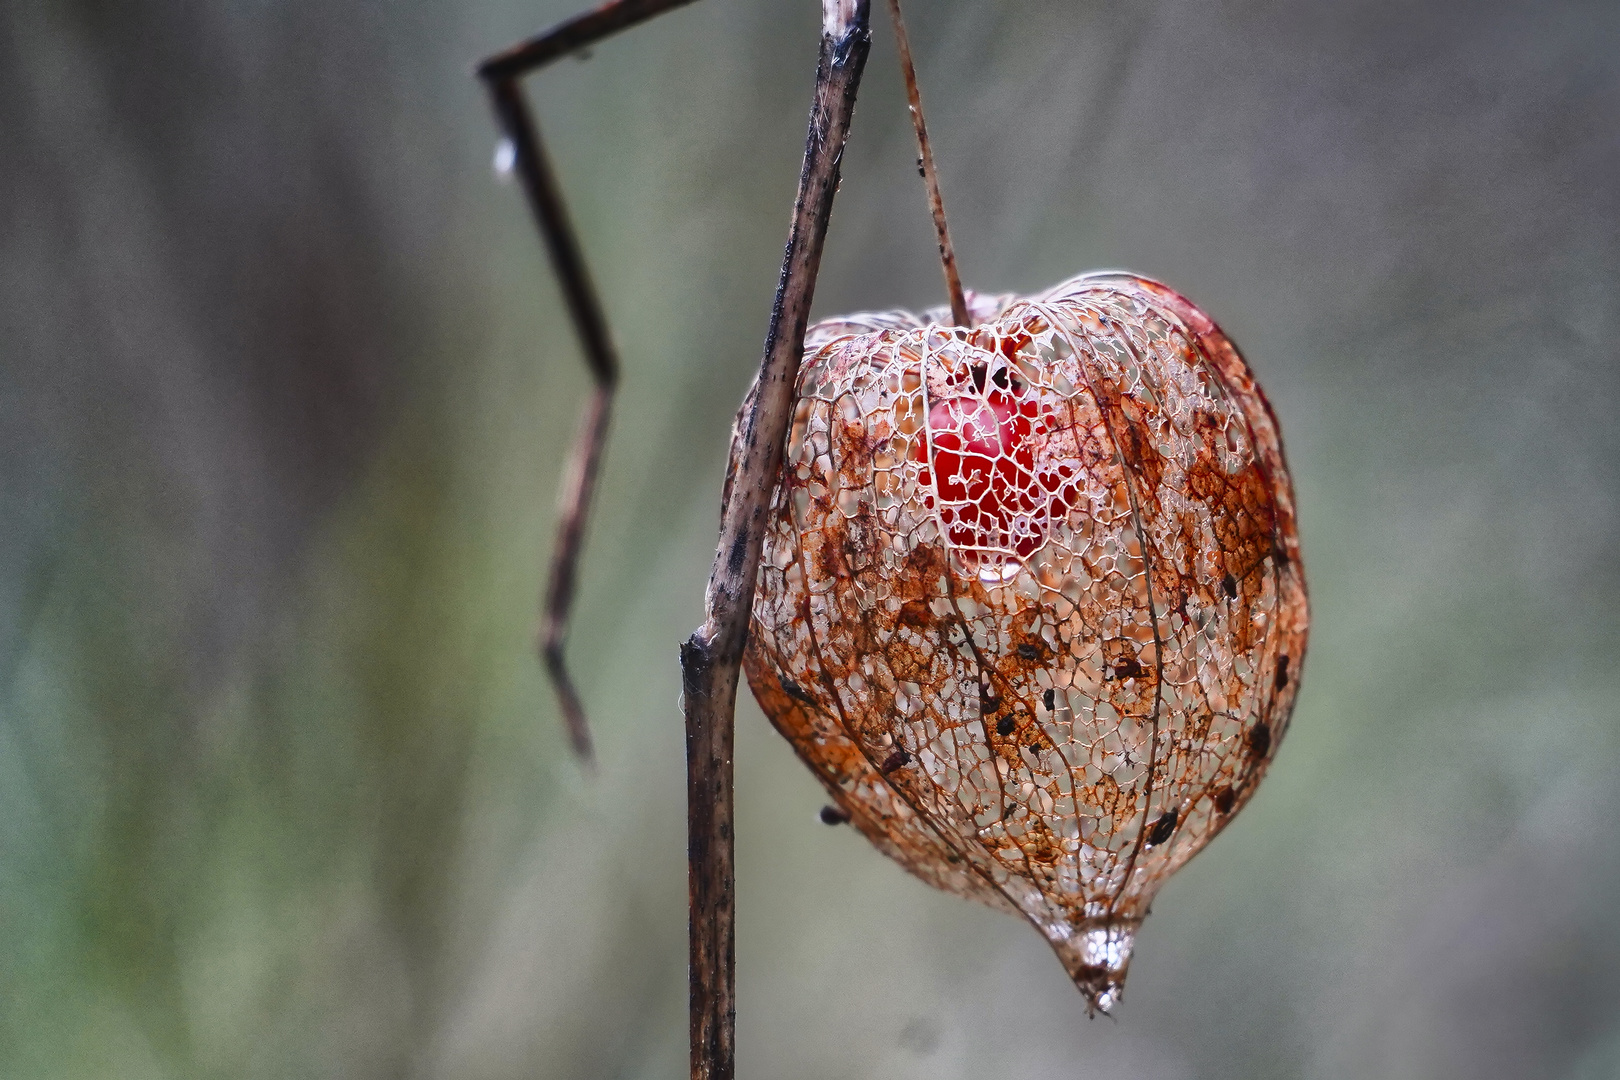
[919,375,1077,565]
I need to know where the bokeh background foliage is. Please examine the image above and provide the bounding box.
[3,0,1618,1077]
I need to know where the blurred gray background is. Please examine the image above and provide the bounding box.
[3,1,1617,1077]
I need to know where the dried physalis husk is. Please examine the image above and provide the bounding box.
[744,272,1308,1013]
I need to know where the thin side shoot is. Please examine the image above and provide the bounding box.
[886,0,969,326]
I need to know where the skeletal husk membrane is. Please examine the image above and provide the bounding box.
[744,272,1309,1013]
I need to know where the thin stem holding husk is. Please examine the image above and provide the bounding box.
[887,0,969,326]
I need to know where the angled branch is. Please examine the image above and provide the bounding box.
[478,0,703,762]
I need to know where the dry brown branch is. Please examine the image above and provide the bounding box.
[480,0,707,763]
[679,4,872,1077]
[481,3,872,1072]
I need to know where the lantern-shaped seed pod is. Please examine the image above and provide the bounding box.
[743,272,1308,1013]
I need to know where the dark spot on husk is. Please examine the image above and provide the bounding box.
[779,675,815,704]
[1111,657,1145,680]
[819,804,851,825]
[1247,720,1271,761]
[1145,808,1178,846]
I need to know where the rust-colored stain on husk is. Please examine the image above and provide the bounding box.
[744,272,1309,1013]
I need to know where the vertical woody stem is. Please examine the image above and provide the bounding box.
[680,3,871,1078]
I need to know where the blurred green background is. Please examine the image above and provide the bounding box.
[3,1,1617,1077]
